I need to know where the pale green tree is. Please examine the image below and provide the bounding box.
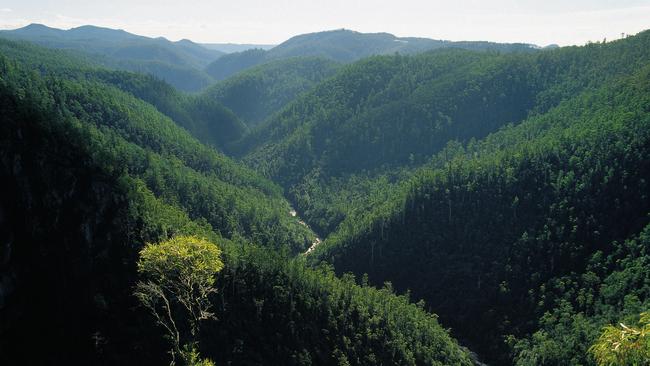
[135,236,223,365]
[589,312,650,366]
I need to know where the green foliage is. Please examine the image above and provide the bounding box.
[205,245,473,365]
[136,236,223,364]
[238,30,650,238]
[201,57,339,128]
[137,236,224,293]
[590,312,650,366]
[115,58,215,92]
[0,36,472,366]
[0,44,315,252]
[181,345,216,366]
[5,21,650,366]
[306,33,650,364]
[0,37,247,149]
[91,69,249,148]
[509,224,650,366]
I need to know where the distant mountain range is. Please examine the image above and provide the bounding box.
[0,23,225,91]
[1,23,223,65]
[205,28,542,80]
[1,24,545,90]
[201,43,276,53]
[2,19,648,366]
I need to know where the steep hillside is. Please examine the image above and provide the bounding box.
[201,57,340,128]
[0,41,313,252]
[0,24,223,91]
[205,48,267,81]
[205,29,539,80]
[0,44,472,366]
[238,31,650,236]
[4,20,649,366]
[311,58,650,364]
[207,246,473,365]
[0,37,249,149]
[112,58,216,92]
[91,70,249,148]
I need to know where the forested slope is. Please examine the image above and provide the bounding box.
[200,57,339,128]
[0,40,472,365]
[90,70,249,148]
[239,31,650,237]
[0,38,313,252]
[312,56,650,364]
[0,37,250,149]
[3,21,649,366]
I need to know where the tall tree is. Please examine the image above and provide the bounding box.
[135,236,223,365]
[590,312,650,366]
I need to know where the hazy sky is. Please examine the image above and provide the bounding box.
[0,0,649,46]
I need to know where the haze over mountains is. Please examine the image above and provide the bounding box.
[0,23,224,91]
[0,20,649,366]
[204,29,542,81]
[201,43,276,53]
[1,24,544,90]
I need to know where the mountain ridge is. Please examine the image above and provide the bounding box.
[0,37,474,365]
[205,28,542,80]
[0,23,224,91]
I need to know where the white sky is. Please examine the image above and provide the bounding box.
[0,0,649,46]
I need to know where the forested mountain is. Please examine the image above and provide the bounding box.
[1,23,224,68]
[0,24,223,91]
[205,29,540,81]
[200,57,340,128]
[2,18,649,366]
[238,31,650,237]
[268,29,538,61]
[0,36,472,365]
[0,38,248,149]
[285,34,650,364]
[205,48,268,81]
[91,70,249,148]
[312,65,650,364]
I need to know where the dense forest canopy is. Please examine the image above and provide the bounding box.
[312,63,650,363]
[0,33,473,365]
[200,57,340,129]
[232,30,650,364]
[1,21,649,366]
[237,30,650,236]
[0,37,252,150]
